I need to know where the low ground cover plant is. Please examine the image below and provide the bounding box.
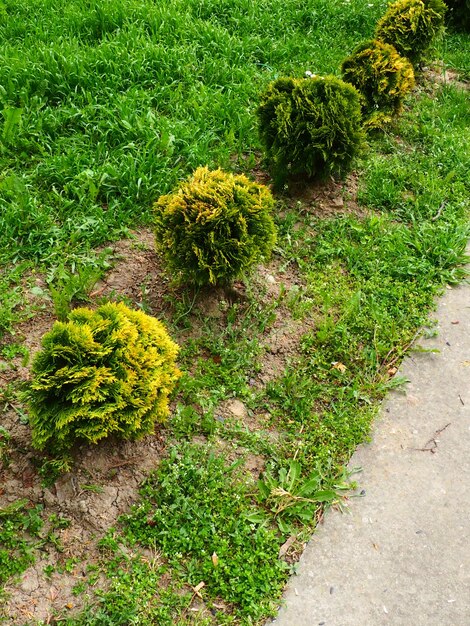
[25,302,180,452]
[342,39,415,125]
[1,0,469,622]
[254,460,350,533]
[123,445,287,620]
[0,500,44,588]
[375,0,447,66]
[257,75,364,184]
[62,551,194,625]
[154,167,276,286]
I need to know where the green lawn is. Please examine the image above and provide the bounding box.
[0,0,469,623]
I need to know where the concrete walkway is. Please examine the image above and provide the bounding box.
[271,279,470,626]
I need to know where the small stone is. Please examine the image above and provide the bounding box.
[78,500,88,513]
[227,399,247,419]
[266,274,276,285]
[43,489,56,506]
[20,568,39,593]
[55,477,75,503]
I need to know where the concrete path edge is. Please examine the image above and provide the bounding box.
[271,278,470,626]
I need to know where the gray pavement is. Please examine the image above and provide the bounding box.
[271,278,470,626]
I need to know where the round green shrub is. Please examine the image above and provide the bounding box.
[375,0,447,66]
[154,167,277,286]
[257,75,364,184]
[341,39,415,123]
[26,302,180,452]
[445,0,470,31]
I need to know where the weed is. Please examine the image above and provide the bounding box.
[1,342,29,366]
[252,460,352,533]
[0,500,44,588]
[79,484,104,494]
[48,513,71,531]
[72,581,87,596]
[123,444,287,619]
[170,403,217,440]
[63,552,195,626]
[45,250,112,318]
[0,0,380,270]
[0,265,29,338]
[176,316,263,420]
[0,382,24,416]
[0,426,11,469]
[218,419,281,458]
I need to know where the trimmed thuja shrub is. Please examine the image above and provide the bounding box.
[26,302,180,452]
[375,0,447,66]
[257,75,364,184]
[154,167,276,286]
[342,39,415,125]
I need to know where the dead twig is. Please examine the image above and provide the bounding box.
[431,200,446,221]
[414,422,451,453]
[179,581,206,621]
[378,329,422,374]
[105,456,146,472]
[89,284,108,298]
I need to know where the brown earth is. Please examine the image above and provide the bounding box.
[1,67,460,621]
[0,169,364,623]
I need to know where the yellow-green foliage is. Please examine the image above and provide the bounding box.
[154,167,277,286]
[342,40,415,123]
[26,302,180,452]
[257,75,364,185]
[375,0,447,66]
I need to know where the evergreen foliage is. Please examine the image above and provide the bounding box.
[154,167,276,286]
[342,39,415,125]
[26,302,180,452]
[257,75,364,185]
[375,0,447,66]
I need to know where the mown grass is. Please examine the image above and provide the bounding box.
[0,0,469,623]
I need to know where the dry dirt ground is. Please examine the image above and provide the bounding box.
[6,68,468,620]
[0,170,369,624]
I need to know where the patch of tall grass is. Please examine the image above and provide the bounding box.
[0,0,383,263]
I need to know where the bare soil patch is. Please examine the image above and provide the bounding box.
[426,65,470,91]
[1,177,364,623]
[283,172,369,219]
